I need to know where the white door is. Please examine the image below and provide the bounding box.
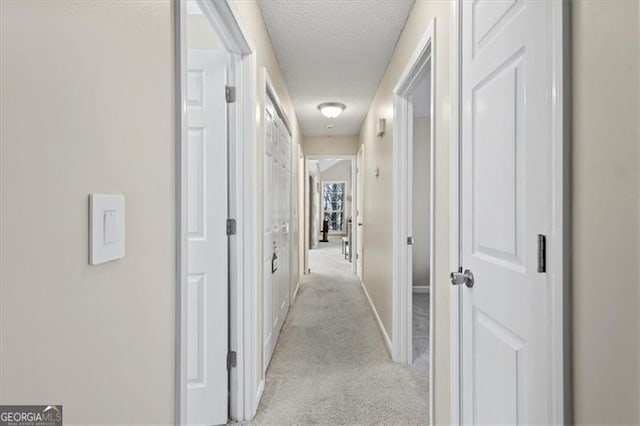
[263,99,276,370]
[356,145,364,279]
[460,1,555,423]
[186,49,228,426]
[263,95,291,371]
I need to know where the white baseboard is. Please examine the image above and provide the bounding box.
[293,281,301,301]
[358,279,393,357]
[413,285,430,293]
[253,378,264,418]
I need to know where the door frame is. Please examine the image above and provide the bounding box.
[304,155,357,275]
[355,144,365,280]
[391,19,436,425]
[449,1,572,424]
[175,0,259,422]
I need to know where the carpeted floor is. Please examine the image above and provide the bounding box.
[413,292,429,365]
[249,238,429,425]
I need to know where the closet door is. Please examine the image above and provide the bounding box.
[263,100,277,369]
[263,95,293,372]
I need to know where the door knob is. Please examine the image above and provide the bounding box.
[358,222,363,226]
[450,269,474,288]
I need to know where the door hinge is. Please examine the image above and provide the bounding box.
[537,234,546,273]
[407,236,413,245]
[225,86,236,103]
[226,219,237,236]
[227,351,237,370]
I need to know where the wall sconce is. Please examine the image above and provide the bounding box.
[376,118,386,137]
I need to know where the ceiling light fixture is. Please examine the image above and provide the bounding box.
[317,102,346,119]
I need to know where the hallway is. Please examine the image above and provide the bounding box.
[253,239,428,424]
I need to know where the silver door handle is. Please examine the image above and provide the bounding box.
[358,223,363,226]
[450,269,474,288]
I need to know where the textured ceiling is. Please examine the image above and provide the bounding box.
[258,0,415,136]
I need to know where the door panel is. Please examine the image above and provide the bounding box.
[186,49,228,425]
[460,1,551,424]
[263,96,292,372]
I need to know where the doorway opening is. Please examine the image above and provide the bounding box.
[175,0,256,423]
[305,156,357,275]
[392,21,435,424]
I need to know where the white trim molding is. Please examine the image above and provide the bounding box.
[449,1,571,424]
[449,2,462,424]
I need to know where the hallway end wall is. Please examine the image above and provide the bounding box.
[303,135,360,156]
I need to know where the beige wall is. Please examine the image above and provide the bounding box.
[231,0,304,390]
[0,1,175,423]
[412,117,430,286]
[358,1,451,422]
[303,135,360,156]
[572,1,640,423]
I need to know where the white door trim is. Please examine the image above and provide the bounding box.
[175,0,259,422]
[305,154,358,276]
[391,20,435,426]
[448,1,571,424]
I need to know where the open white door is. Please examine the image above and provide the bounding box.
[356,145,364,279]
[186,48,228,425]
[457,1,565,424]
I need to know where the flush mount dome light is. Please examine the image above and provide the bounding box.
[317,102,346,119]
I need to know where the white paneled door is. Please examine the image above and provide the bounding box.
[186,49,228,426]
[460,1,555,423]
[263,93,291,372]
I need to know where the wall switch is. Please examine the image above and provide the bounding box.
[90,194,125,265]
[103,210,116,244]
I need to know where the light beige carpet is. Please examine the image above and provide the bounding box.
[248,238,429,425]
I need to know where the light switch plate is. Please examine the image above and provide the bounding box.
[89,194,125,265]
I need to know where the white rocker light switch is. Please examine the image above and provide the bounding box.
[89,194,125,265]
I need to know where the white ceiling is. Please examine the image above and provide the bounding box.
[257,0,415,136]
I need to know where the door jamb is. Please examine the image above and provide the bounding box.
[175,0,258,422]
[391,20,435,426]
[448,1,571,424]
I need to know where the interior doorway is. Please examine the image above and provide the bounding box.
[304,156,357,275]
[392,22,435,424]
[355,145,364,280]
[176,0,256,423]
